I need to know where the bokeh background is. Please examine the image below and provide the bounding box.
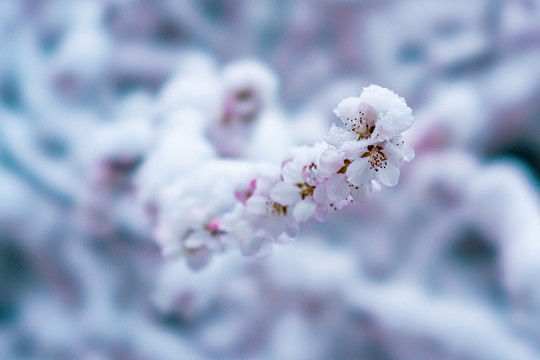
[1,0,540,359]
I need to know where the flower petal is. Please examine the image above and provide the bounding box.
[350,182,372,202]
[319,147,345,174]
[282,161,304,184]
[346,158,371,186]
[313,181,330,205]
[293,198,317,222]
[246,195,270,215]
[270,182,301,205]
[312,204,328,222]
[374,165,400,187]
[327,173,350,201]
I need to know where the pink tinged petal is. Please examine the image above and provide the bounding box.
[375,165,400,187]
[358,102,378,127]
[313,181,330,205]
[293,198,317,222]
[234,179,257,204]
[302,164,319,186]
[319,148,344,174]
[282,162,304,184]
[346,158,371,186]
[207,219,219,233]
[270,182,301,205]
[333,197,351,210]
[327,173,350,201]
[350,182,372,202]
[312,204,328,222]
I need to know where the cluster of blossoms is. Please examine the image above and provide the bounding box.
[153,85,414,270]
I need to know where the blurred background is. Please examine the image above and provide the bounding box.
[1,0,540,359]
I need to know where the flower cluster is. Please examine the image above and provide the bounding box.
[153,85,415,269]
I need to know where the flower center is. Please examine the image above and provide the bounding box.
[296,183,315,200]
[362,145,388,172]
[345,112,375,140]
[266,201,288,216]
[337,159,352,174]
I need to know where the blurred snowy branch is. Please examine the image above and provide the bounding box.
[1,0,540,359]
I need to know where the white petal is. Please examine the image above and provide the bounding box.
[313,181,330,205]
[270,182,301,205]
[246,195,270,215]
[312,204,328,222]
[358,102,378,127]
[293,198,317,222]
[319,148,345,174]
[401,142,415,161]
[382,141,405,167]
[375,165,400,187]
[327,173,350,201]
[334,97,361,128]
[346,158,371,186]
[282,161,304,184]
[350,182,372,202]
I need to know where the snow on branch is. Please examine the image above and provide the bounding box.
[145,76,415,270]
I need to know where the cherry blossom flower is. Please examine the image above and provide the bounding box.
[245,173,299,238]
[269,144,329,222]
[333,84,414,144]
[318,147,372,203]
